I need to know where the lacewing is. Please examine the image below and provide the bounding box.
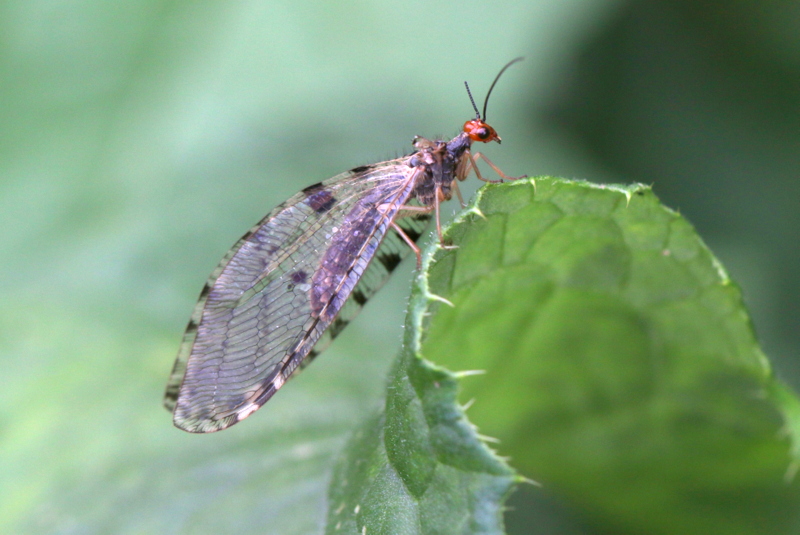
[164,58,524,432]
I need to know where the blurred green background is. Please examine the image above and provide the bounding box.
[1,0,798,533]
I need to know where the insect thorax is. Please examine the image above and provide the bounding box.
[408,133,472,206]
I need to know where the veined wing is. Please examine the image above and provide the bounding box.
[164,160,425,433]
[294,198,431,372]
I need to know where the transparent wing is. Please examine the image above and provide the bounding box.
[164,161,426,433]
[294,204,431,372]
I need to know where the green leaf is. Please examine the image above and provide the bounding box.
[377,176,799,534]
[326,283,518,534]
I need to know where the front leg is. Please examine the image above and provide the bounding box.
[464,151,527,183]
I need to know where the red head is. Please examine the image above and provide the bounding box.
[462,57,522,146]
[463,119,501,144]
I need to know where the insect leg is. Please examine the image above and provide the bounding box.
[464,151,501,184]
[390,220,423,268]
[434,185,459,251]
[452,180,467,208]
[470,152,527,182]
[398,205,434,215]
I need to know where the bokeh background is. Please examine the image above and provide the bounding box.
[2,1,798,533]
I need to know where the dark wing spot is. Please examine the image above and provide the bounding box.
[198,284,211,300]
[302,182,324,194]
[351,288,368,306]
[247,386,276,415]
[350,165,373,174]
[299,349,320,370]
[164,388,178,407]
[291,270,308,284]
[302,182,337,212]
[185,319,199,333]
[377,252,402,272]
[246,367,286,410]
[328,317,349,339]
[306,189,336,213]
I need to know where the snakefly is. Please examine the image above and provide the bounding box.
[164,58,524,432]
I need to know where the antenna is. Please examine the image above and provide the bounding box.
[464,81,481,119]
[476,57,524,121]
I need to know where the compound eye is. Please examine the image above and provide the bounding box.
[464,119,499,142]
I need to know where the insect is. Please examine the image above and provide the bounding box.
[164,58,524,432]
